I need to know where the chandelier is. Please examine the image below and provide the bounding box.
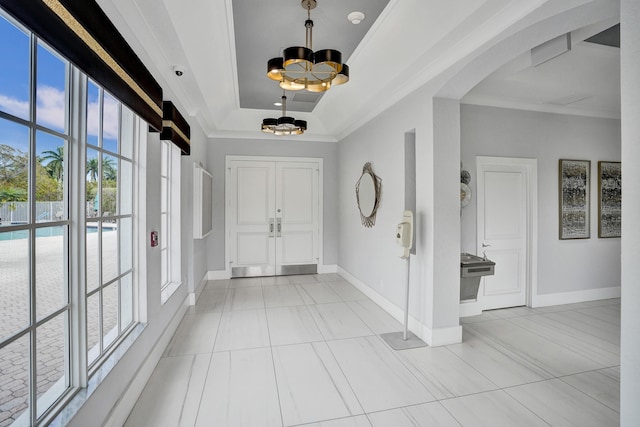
[261,92,307,135]
[267,0,349,93]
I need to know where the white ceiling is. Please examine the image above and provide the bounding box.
[232,0,390,113]
[463,37,620,118]
[95,0,620,142]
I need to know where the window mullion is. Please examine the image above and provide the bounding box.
[117,105,122,335]
[28,31,38,427]
[97,88,104,359]
[166,144,170,286]
[69,68,88,388]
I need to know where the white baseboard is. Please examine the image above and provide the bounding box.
[532,286,621,307]
[420,324,463,346]
[337,267,461,347]
[189,271,209,306]
[459,300,482,317]
[318,264,338,274]
[208,270,231,280]
[460,287,620,315]
[104,296,189,427]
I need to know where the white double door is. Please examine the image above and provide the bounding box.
[228,158,320,277]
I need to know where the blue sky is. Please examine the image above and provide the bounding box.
[0,13,119,161]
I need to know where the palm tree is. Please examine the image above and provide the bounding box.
[87,158,99,182]
[103,157,117,181]
[87,156,116,182]
[41,146,64,182]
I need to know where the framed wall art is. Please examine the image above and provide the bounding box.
[598,161,621,238]
[559,159,590,240]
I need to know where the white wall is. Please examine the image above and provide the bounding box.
[338,78,463,345]
[460,105,621,296]
[206,138,339,272]
[620,0,640,423]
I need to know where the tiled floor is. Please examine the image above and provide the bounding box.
[125,274,620,426]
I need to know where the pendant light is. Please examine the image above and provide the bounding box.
[267,0,349,93]
[261,92,307,135]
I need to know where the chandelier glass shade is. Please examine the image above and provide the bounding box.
[267,0,349,93]
[261,93,307,135]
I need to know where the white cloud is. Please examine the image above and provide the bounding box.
[0,94,29,119]
[1,86,119,139]
[86,94,118,140]
[36,85,65,129]
[87,100,100,138]
[102,95,119,140]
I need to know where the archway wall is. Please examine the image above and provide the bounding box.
[436,0,619,100]
[336,0,620,346]
[429,0,620,329]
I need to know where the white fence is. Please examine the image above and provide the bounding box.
[0,201,65,223]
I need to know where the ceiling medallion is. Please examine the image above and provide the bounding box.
[261,92,307,135]
[267,0,349,93]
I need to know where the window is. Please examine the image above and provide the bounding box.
[0,13,72,425]
[0,9,142,425]
[85,81,136,367]
[160,139,181,304]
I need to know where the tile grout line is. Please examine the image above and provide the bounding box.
[264,301,286,427]
[503,309,619,368]
[301,279,372,424]
[209,280,231,353]
[461,323,558,380]
[494,388,554,427]
[183,280,226,425]
[178,352,211,426]
[369,333,453,400]
[534,310,621,345]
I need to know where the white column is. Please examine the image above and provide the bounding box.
[620,2,640,425]
[429,97,462,344]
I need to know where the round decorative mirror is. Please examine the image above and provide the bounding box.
[355,162,382,227]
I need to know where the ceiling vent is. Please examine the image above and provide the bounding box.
[292,93,321,103]
[531,33,571,67]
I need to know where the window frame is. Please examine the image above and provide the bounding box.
[84,80,138,373]
[160,139,182,304]
[0,13,74,426]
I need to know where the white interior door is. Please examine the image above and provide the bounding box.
[276,162,319,273]
[476,157,536,310]
[229,158,320,277]
[230,160,277,276]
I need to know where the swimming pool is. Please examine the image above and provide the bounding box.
[0,225,115,241]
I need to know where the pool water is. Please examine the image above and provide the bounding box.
[0,225,112,241]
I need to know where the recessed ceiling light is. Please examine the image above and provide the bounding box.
[348,11,365,25]
[274,102,282,106]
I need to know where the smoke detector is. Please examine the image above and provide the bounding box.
[348,11,365,25]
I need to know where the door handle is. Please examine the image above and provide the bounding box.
[269,218,275,238]
[482,243,491,248]
[276,218,282,237]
